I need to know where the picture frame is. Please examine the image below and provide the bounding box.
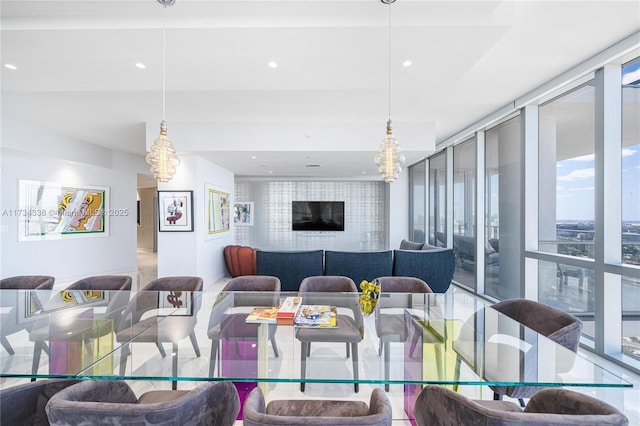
[234,202,254,226]
[158,190,193,232]
[18,179,109,241]
[205,184,231,237]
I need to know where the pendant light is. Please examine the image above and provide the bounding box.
[374,0,405,183]
[146,0,180,183]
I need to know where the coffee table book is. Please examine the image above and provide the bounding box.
[245,307,278,324]
[277,296,302,325]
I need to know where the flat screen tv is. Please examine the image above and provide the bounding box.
[292,201,345,231]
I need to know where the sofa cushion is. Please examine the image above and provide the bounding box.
[392,249,455,293]
[256,250,324,291]
[399,239,424,250]
[324,250,393,287]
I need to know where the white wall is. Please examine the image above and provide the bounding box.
[157,154,234,287]
[0,118,145,284]
[388,171,410,249]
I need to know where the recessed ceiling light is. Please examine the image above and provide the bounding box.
[361,171,367,174]
[402,60,412,67]
[4,64,17,70]
[251,156,257,160]
[135,62,146,69]
[268,61,278,69]
[268,171,273,174]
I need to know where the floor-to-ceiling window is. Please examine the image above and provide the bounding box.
[429,152,447,247]
[410,161,426,243]
[485,116,522,300]
[453,138,476,289]
[538,83,596,334]
[621,58,640,360]
[408,51,640,373]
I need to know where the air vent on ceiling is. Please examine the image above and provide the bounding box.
[306,164,321,168]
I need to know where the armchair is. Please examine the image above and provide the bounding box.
[489,298,583,406]
[116,276,203,390]
[374,276,432,391]
[295,275,363,392]
[0,275,55,355]
[207,275,281,377]
[45,380,240,426]
[413,385,628,426]
[0,379,79,425]
[29,275,132,378]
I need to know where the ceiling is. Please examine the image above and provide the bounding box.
[2,0,639,179]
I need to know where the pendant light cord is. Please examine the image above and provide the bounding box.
[388,0,392,121]
[162,5,167,122]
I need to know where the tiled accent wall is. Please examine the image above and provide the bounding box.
[234,180,385,251]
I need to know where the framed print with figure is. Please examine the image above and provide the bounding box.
[17,179,109,241]
[206,184,231,238]
[234,202,254,226]
[158,190,193,232]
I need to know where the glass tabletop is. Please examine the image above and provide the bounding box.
[0,288,633,389]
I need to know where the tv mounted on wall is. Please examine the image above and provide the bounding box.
[292,201,345,231]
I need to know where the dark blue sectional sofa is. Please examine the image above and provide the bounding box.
[254,245,454,292]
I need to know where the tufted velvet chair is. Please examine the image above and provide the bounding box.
[207,275,281,377]
[45,380,240,426]
[0,379,80,425]
[116,276,203,389]
[29,275,132,378]
[413,385,628,426]
[296,275,363,393]
[242,387,392,426]
[488,299,583,406]
[374,276,432,392]
[0,275,55,355]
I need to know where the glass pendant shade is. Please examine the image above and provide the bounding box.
[375,119,405,183]
[146,121,180,183]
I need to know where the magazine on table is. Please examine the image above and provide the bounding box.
[294,305,337,327]
[245,306,279,324]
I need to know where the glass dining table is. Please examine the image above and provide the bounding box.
[0,287,633,421]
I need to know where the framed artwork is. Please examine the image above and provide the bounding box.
[206,184,231,237]
[234,202,254,226]
[18,179,109,241]
[158,190,193,232]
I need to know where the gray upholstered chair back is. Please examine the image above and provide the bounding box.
[491,298,583,352]
[121,276,203,326]
[0,275,55,290]
[45,380,240,426]
[376,276,432,295]
[221,275,281,308]
[0,379,79,426]
[300,275,360,312]
[66,275,132,331]
[413,385,628,426]
[65,275,132,291]
[242,387,392,426]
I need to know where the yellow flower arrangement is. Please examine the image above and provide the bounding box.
[359,279,381,315]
